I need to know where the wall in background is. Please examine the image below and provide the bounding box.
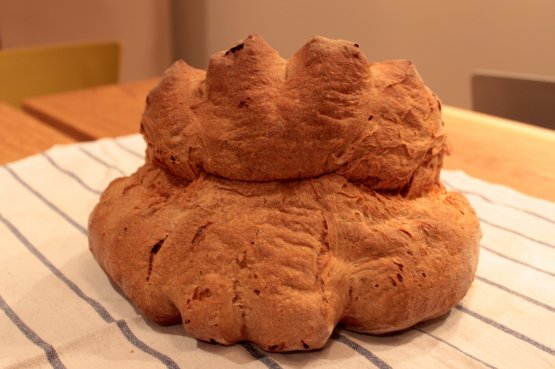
[173,0,555,109]
[1,0,553,108]
[0,0,173,81]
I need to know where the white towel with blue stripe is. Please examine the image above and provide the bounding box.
[1,135,553,369]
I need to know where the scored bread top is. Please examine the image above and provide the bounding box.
[141,35,445,195]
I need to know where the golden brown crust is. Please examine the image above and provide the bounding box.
[140,35,445,194]
[89,35,480,352]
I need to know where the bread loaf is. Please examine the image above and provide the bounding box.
[89,35,481,352]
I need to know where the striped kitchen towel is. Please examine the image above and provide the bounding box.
[1,135,553,369]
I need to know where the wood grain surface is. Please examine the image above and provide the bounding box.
[22,79,159,140]
[443,106,555,201]
[0,103,75,164]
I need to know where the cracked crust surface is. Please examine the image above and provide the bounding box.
[140,35,445,193]
[88,35,481,352]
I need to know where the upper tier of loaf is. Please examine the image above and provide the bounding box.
[141,35,445,196]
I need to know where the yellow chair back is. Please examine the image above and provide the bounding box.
[0,41,120,108]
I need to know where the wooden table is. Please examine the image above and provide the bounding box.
[14,80,555,202]
[0,103,75,164]
[23,79,159,140]
[442,106,555,201]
